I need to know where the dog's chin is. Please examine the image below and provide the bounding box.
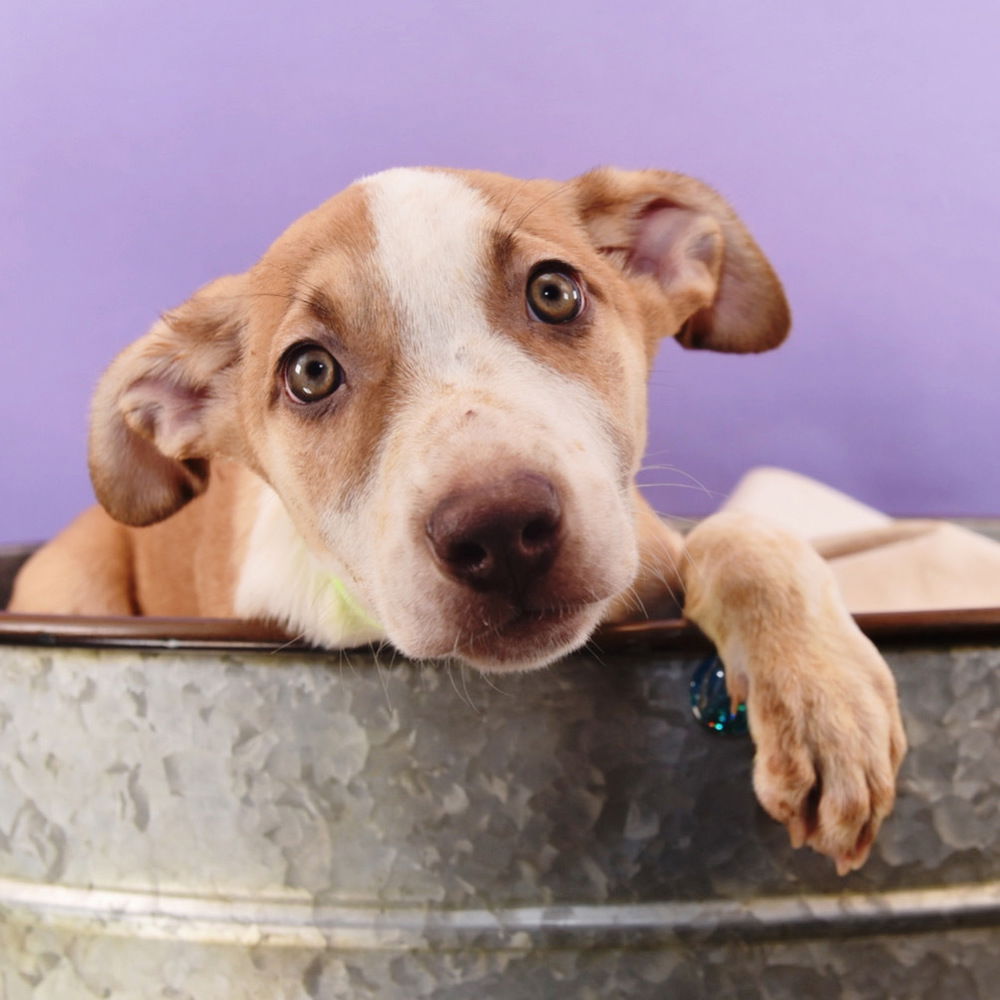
[394,602,608,673]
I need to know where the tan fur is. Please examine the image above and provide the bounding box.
[12,460,259,617]
[674,510,906,873]
[10,166,905,874]
[128,461,259,616]
[11,506,135,615]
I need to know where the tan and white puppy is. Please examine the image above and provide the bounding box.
[11,166,905,873]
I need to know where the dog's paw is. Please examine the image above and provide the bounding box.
[732,625,907,874]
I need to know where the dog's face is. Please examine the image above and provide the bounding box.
[89,167,789,669]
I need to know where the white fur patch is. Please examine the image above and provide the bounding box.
[364,168,492,370]
[234,483,386,649]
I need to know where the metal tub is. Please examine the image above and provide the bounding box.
[2,543,1000,998]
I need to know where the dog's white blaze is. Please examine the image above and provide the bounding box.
[364,168,494,370]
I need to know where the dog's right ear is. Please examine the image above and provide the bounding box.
[89,274,247,527]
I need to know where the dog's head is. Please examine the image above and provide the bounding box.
[89,167,789,669]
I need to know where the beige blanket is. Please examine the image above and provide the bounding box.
[722,468,1000,613]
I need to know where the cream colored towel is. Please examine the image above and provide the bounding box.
[723,468,1000,613]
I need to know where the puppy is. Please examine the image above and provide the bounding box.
[11,167,905,873]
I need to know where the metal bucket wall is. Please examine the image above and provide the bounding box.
[2,631,1000,998]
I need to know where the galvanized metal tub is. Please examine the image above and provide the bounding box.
[2,543,1000,998]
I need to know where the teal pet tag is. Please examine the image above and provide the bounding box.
[690,654,749,736]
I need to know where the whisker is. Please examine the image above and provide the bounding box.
[636,481,726,497]
[459,663,481,716]
[509,179,573,231]
[476,669,511,697]
[492,177,534,237]
[446,660,477,713]
[583,637,608,668]
[372,644,393,712]
[267,629,309,654]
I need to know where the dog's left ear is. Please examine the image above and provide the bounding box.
[573,167,791,353]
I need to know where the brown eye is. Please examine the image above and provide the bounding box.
[283,343,343,403]
[526,263,584,324]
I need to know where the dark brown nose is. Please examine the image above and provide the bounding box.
[426,472,563,595]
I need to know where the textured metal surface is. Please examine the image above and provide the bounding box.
[1,641,999,997]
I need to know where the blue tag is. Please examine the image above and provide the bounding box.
[690,654,749,736]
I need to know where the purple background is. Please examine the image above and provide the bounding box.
[2,2,998,543]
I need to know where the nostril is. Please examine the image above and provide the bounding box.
[449,540,488,571]
[521,516,558,551]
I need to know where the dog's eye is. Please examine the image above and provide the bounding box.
[282,343,343,403]
[526,263,584,324]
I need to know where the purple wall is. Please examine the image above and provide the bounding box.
[2,2,998,542]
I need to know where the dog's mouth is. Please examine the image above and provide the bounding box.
[450,599,606,671]
[500,603,587,631]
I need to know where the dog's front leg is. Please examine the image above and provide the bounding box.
[623,499,907,873]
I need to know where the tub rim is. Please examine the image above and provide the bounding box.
[0,607,999,655]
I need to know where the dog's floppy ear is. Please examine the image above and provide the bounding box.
[573,168,790,353]
[89,274,247,527]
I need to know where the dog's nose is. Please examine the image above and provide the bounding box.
[426,472,563,595]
